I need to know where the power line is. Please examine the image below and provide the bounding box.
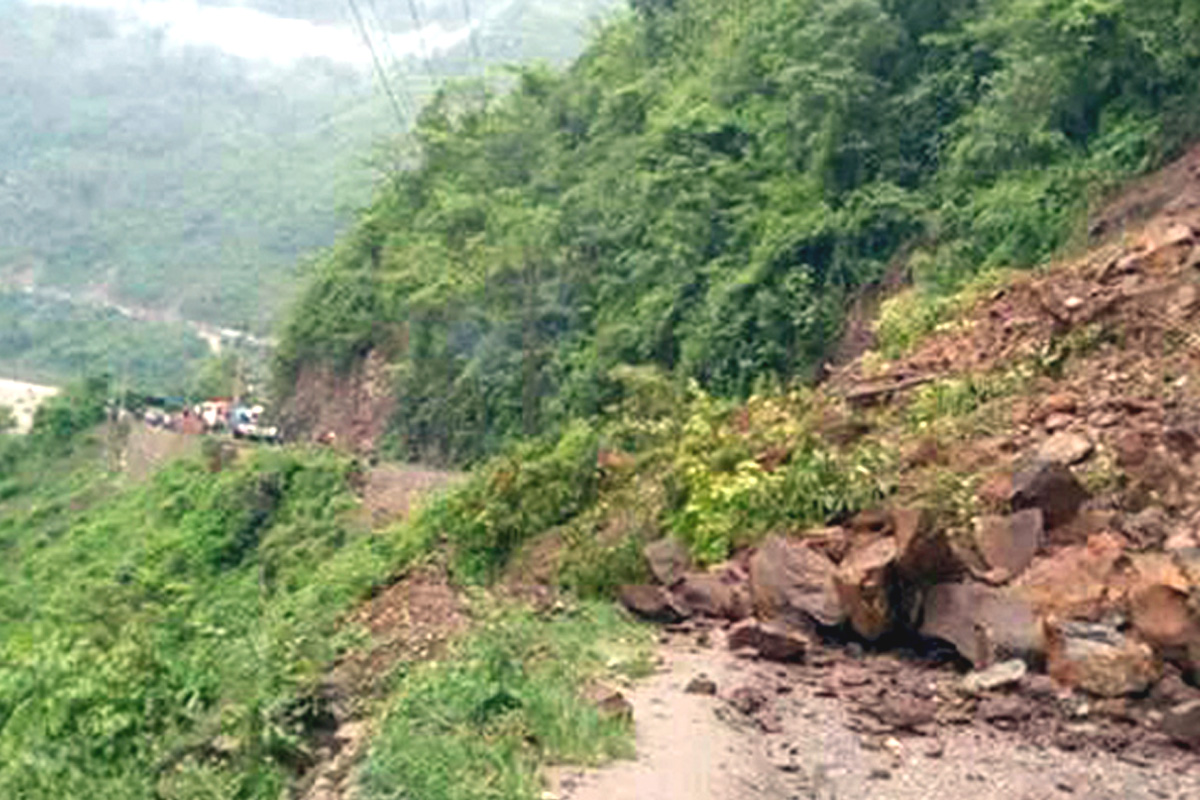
[345,0,410,131]
[403,0,438,81]
[461,0,483,64]
[364,0,423,121]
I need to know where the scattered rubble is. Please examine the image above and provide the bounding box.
[619,167,1200,762]
[961,660,1027,694]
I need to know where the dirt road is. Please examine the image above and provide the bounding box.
[0,377,57,433]
[553,628,1200,800]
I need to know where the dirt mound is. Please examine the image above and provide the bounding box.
[298,567,468,800]
[611,144,1200,775]
[360,463,463,527]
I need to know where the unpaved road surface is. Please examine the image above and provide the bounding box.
[0,377,57,433]
[553,628,1200,800]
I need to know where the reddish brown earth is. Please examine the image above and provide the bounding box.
[603,143,1200,796]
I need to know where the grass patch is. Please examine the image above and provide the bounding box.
[874,268,1017,360]
[905,368,1030,434]
[361,601,652,800]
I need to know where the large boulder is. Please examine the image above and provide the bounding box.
[969,509,1044,583]
[833,537,898,641]
[1121,553,1198,648]
[920,581,1044,668]
[643,537,691,586]
[749,535,844,629]
[1011,461,1089,530]
[1046,620,1161,698]
[672,571,751,621]
[726,618,809,662]
[1013,533,1126,620]
[617,585,687,623]
[893,507,963,583]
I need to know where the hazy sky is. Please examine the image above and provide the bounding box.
[23,0,496,67]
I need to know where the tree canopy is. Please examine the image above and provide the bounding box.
[277,0,1200,464]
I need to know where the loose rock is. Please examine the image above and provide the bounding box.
[962,659,1028,694]
[1012,461,1090,529]
[1162,700,1200,748]
[834,537,898,641]
[1047,620,1162,698]
[894,507,963,583]
[673,571,751,621]
[726,618,809,662]
[618,585,688,623]
[970,509,1044,582]
[1038,432,1095,466]
[920,581,1044,668]
[749,535,844,628]
[684,675,718,695]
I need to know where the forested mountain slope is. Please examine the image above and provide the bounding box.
[0,0,619,390]
[276,0,1200,464]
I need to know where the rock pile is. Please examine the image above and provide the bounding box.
[621,488,1200,749]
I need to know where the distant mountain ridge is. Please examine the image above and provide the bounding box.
[0,0,620,388]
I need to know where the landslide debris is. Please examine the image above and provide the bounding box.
[618,145,1200,761]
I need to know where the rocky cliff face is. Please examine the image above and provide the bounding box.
[280,349,396,458]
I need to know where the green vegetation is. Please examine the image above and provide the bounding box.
[0,396,404,797]
[0,291,210,392]
[278,0,1200,465]
[0,3,384,332]
[0,379,647,799]
[362,602,651,800]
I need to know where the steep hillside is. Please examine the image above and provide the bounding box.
[276,0,1200,464]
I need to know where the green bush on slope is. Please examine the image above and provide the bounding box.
[0,441,414,799]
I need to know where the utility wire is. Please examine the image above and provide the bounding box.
[461,0,483,64]
[403,0,439,81]
[365,0,424,124]
[345,0,410,131]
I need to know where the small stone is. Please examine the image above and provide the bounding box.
[924,740,945,758]
[726,619,809,662]
[728,686,768,716]
[1038,432,1095,466]
[962,659,1028,694]
[1044,413,1075,433]
[1064,296,1085,311]
[1162,700,1200,749]
[1041,394,1079,417]
[593,691,634,722]
[685,675,719,695]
